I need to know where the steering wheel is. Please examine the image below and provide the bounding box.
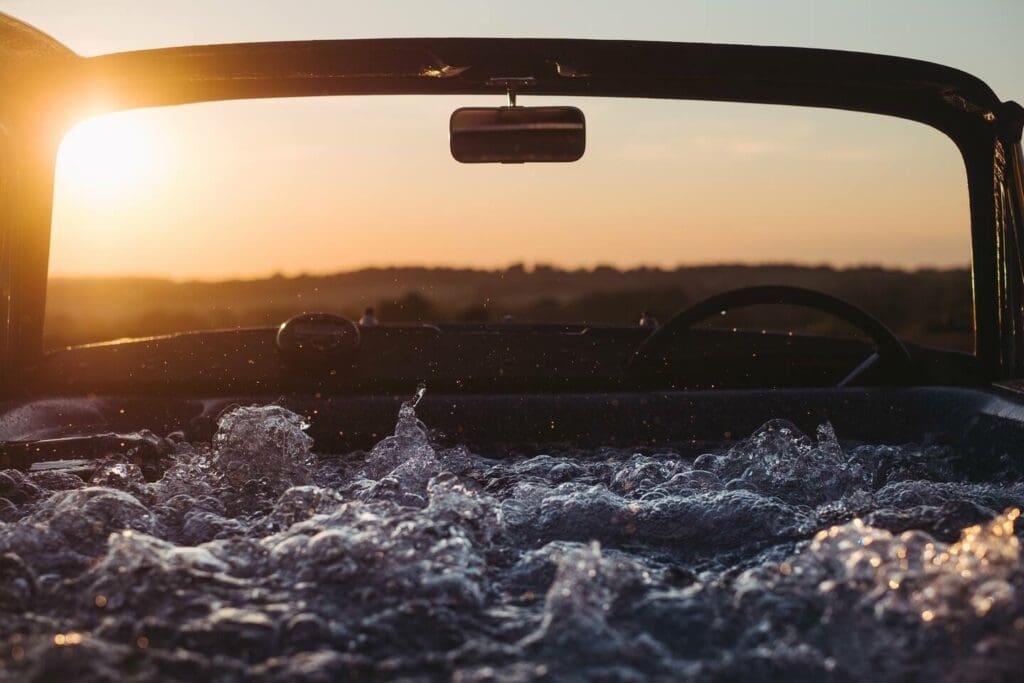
[626,285,914,387]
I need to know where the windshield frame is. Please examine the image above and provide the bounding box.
[1,20,1022,383]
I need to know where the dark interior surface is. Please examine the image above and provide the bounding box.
[0,323,1003,478]
[2,386,1024,476]
[19,325,978,396]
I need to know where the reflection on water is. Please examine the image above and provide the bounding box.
[1,399,1023,681]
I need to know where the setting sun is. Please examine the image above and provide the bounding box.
[55,111,166,203]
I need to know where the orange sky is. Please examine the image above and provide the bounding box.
[14,1,1012,279]
[48,95,970,279]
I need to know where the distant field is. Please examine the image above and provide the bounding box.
[44,264,973,351]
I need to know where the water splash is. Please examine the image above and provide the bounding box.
[413,381,427,407]
[0,410,1022,681]
[211,405,313,492]
[359,385,443,505]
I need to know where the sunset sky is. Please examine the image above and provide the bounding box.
[3,1,1022,279]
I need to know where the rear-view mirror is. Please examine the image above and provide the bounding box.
[450,106,586,163]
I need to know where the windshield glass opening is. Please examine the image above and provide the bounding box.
[47,96,971,350]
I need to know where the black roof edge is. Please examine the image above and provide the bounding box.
[0,10,1009,148]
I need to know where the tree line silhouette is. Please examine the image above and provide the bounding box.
[44,263,973,350]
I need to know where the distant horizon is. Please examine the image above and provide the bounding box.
[42,257,975,352]
[46,260,973,285]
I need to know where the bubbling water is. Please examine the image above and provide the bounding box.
[0,398,1023,681]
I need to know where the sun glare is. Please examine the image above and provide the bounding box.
[56,112,166,203]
